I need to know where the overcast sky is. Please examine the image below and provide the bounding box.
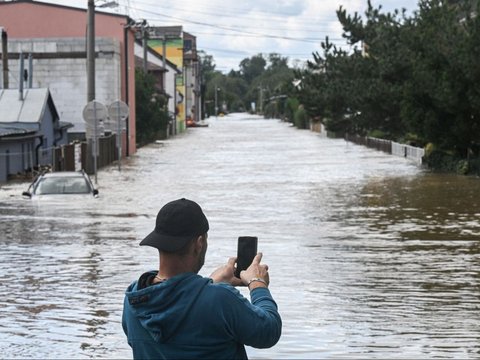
[40,0,420,73]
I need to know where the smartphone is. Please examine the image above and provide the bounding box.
[234,236,258,278]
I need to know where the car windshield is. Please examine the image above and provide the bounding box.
[35,176,91,195]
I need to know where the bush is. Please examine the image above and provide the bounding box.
[135,70,170,146]
[294,105,309,129]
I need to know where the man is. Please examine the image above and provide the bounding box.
[122,198,282,359]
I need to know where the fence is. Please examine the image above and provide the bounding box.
[345,133,424,165]
[391,141,425,165]
[1,134,119,182]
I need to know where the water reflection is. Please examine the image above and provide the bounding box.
[0,114,479,358]
[350,174,480,239]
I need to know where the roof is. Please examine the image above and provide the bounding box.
[59,121,74,130]
[0,123,38,137]
[0,0,131,20]
[0,88,58,123]
[41,171,86,178]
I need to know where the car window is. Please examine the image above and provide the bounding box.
[35,177,91,195]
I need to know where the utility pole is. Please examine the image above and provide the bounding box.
[162,35,166,91]
[1,28,8,89]
[142,20,148,73]
[87,0,95,102]
[215,85,218,119]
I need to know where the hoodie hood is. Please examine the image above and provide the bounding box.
[125,271,211,342]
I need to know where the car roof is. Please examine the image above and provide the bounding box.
[40,172,87,178]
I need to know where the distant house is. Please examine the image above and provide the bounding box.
[134,40,181,118]
[148,26,202,131]
[0,88,71,182]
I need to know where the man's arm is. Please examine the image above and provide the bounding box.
[213,253,282,348]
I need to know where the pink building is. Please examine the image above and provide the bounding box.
[0,0,137,155]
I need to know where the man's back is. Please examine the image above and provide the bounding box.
[122,271,281,359]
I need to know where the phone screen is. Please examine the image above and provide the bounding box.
[235,236,258,278]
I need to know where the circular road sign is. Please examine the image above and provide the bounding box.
[83,100,108,126]
[108,100,129,121]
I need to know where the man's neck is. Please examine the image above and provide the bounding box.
[157,253,197,280]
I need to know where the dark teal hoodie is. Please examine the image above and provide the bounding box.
[122,271,282,359]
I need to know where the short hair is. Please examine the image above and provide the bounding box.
[162,233,207,256]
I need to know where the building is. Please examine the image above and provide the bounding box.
[134,40,181,133]
[0,87,71,182]
[148,26,202,131]
[0,0,137,155]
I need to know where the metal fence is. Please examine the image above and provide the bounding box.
[391,141,425,165]
[345,133,424,165]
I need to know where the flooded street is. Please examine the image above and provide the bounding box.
[1,113,480,358]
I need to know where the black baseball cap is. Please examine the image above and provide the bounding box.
[140,198,209,252]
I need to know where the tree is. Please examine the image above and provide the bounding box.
[239,54,267,84]
[401,0,480,156]
[135,69,169,146]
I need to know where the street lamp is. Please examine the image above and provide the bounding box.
[214,86,220,119]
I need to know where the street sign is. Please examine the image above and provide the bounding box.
[107,100,129,172]
[107,100,129,132]
[83,100,108,131]
[82,100,107,184]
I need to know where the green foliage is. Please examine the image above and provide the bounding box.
[135,69,169,146]
[368,130,387,139]
[294,106,309,129]
[284,97,299,123]
[204,52,295,118]
[295,0,480,163]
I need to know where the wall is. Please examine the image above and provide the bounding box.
[0,140,35,182]
[0,1,137,154]
[6,38,121,135]
[149,37,186,131]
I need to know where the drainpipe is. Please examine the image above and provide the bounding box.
[35,136,44,168]
[28,53,33,88]
[123,22,130,156]
[1,28,7,89]
[19,52,24,100]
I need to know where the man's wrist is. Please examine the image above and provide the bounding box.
[247,277,268,290]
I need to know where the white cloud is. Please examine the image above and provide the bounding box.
[38,0,420,72]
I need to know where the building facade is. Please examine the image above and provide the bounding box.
[0,88,70,182]
[0,0,137,155]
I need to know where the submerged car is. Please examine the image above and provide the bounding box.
[22,171,99,199]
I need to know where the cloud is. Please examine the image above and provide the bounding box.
[39,0,420,72]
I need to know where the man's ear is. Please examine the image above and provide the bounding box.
[193,235,204,255]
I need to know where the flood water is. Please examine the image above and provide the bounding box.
[1,113,480,358]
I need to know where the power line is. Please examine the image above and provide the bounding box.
[131,0,341,25]
[187,31,346,42]
[128,5,338,44]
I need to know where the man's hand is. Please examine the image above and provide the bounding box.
[240,252,270,289]
[210,257,244,286]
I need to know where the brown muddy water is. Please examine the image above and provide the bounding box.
[1,113,479,358]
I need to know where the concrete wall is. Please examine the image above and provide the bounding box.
[5,38,122,135]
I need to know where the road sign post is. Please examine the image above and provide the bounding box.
[83,100,108,184]
[107,100,129,171]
